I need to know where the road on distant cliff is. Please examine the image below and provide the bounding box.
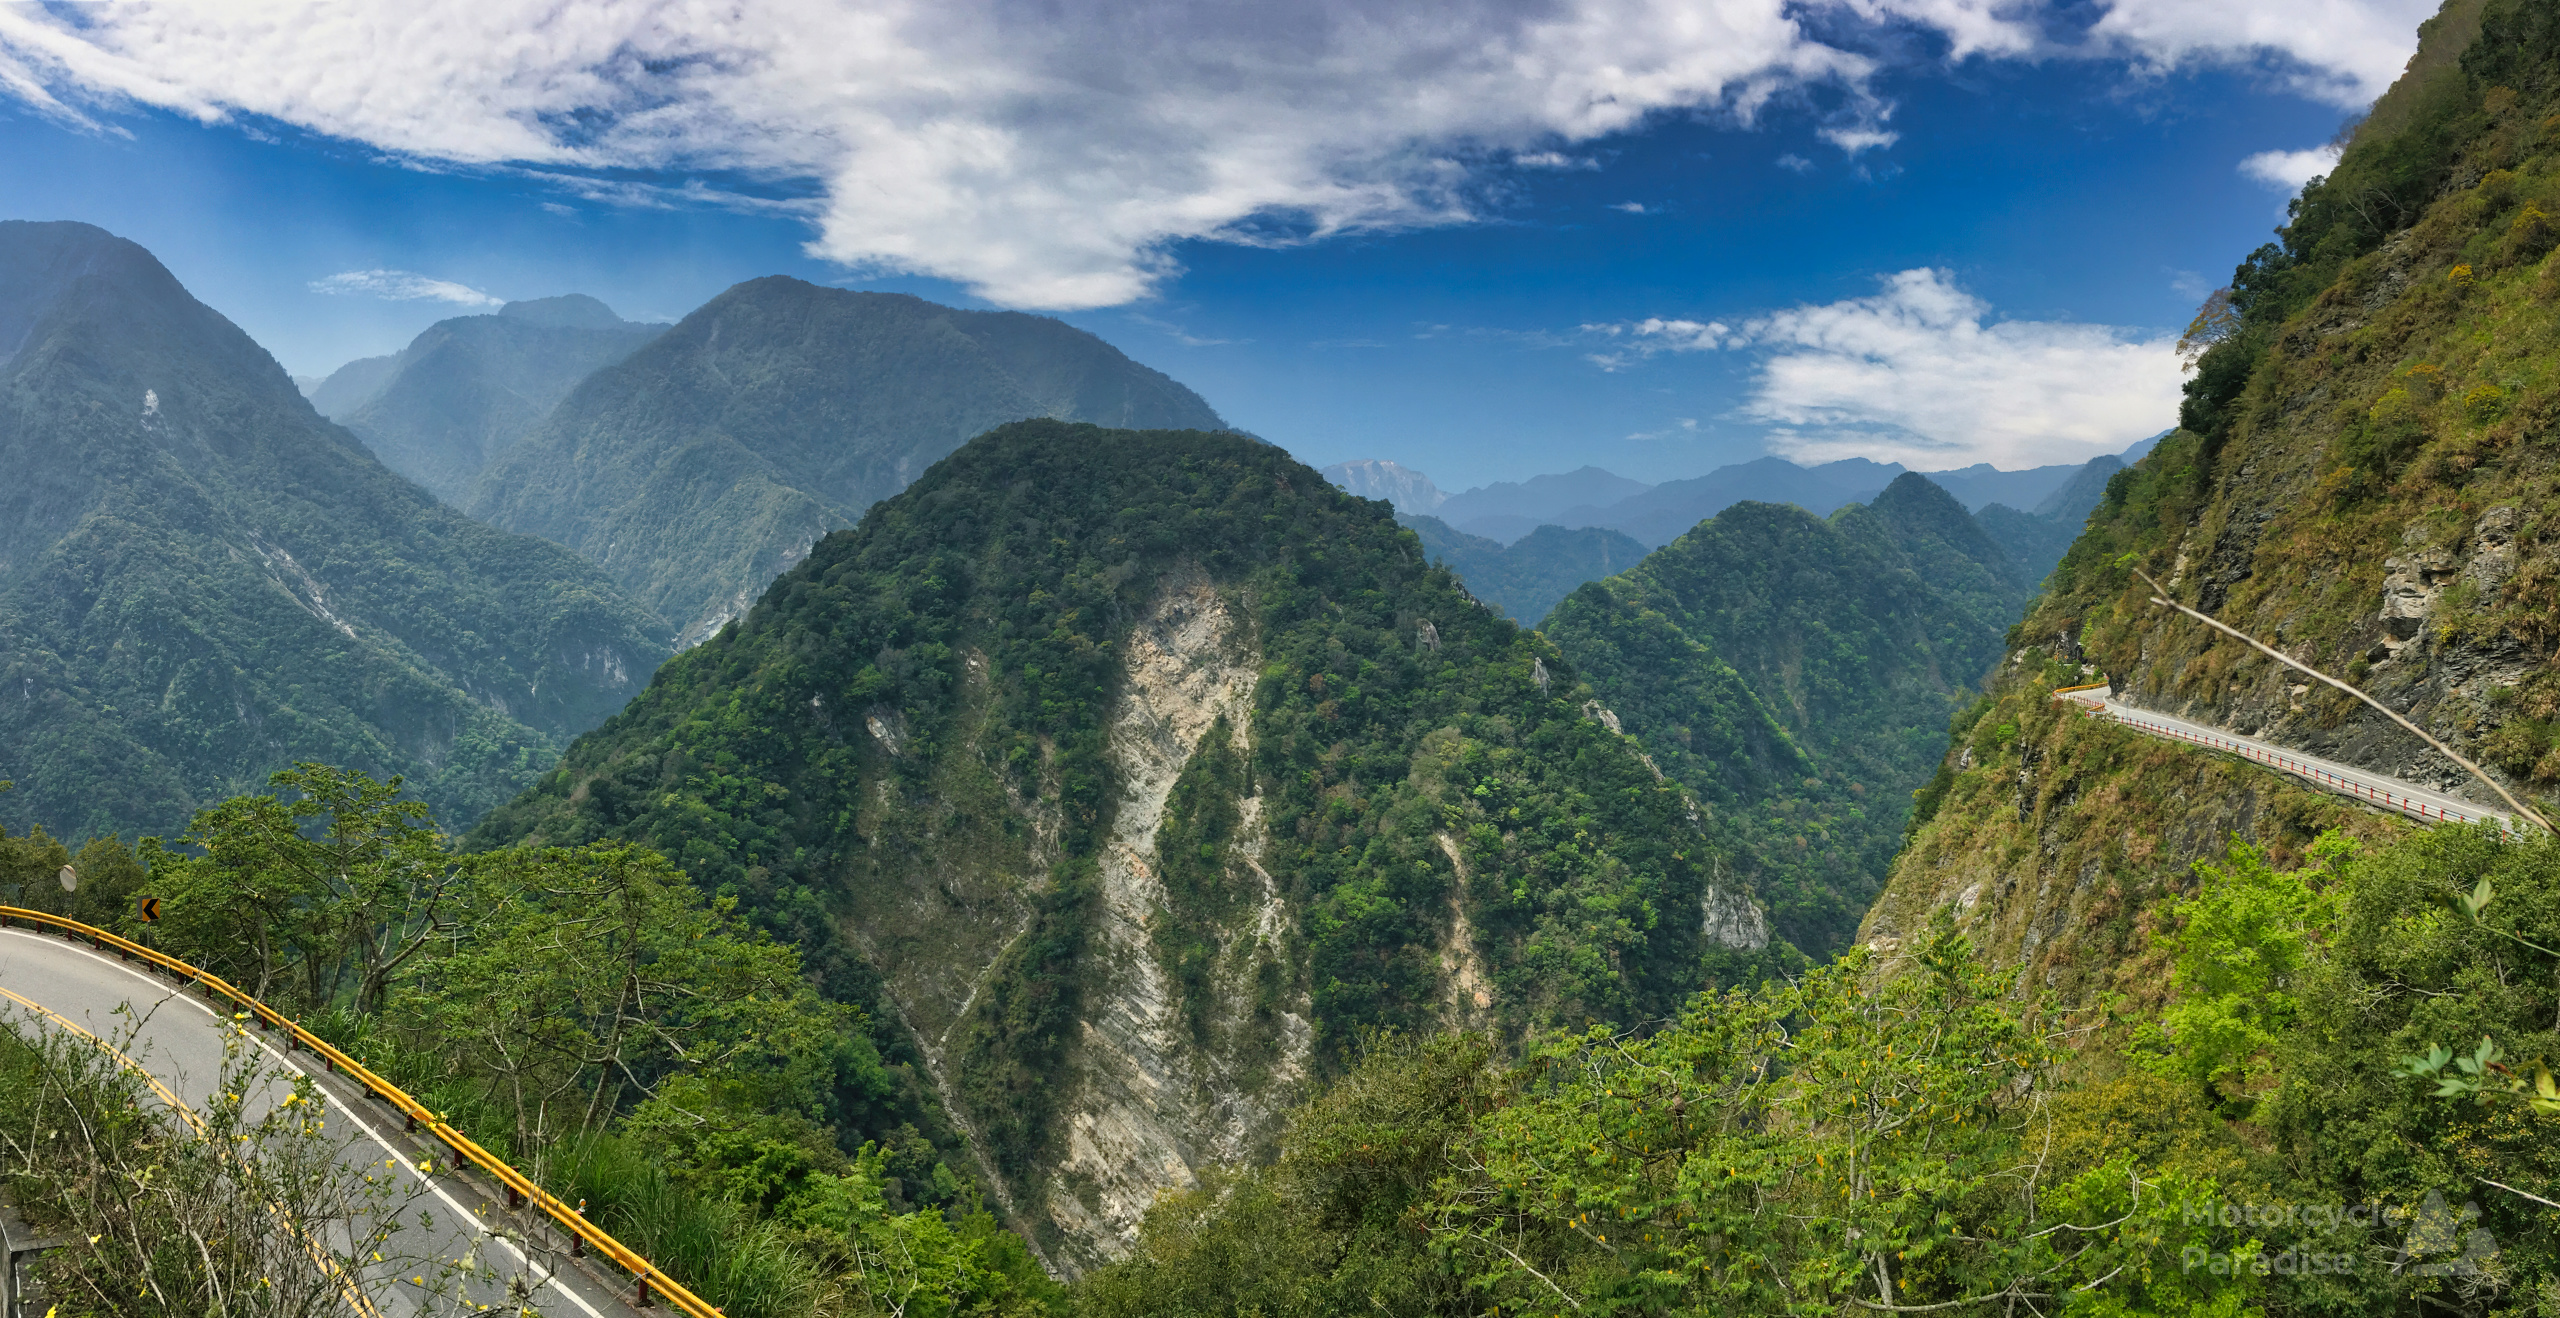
[2055,685,2513,831]
[0,926,642,1318]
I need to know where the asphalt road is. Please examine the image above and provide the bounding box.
[0,925,643,1318]
[2057,686,2514,830]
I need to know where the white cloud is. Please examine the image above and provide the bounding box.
[1594,269,2181,467]
[0,1,2427,308]
[1819,125,1899,154]
[2089,0,2440,107]
[1776,153,1817,174]
[1514,151,1601,170]
[1608,201,1650,213]
[2239,143,2343,191]
[1582,316,1737,369]
[308,269,503,306]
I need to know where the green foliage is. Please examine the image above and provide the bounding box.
[101,766,1046,1318]
[1399,513,1652,626]
[390,839,850,1152]
[1094,928,2244,1318]
[143,763,451,1011]
[1076,1033,1497,1318]
[1545,474,2037,958]
[0,1016,466,1317]
[0,782,151,924]
[0,221,672,845]
[467,278,1227,642]
[2137,836,2349,1108]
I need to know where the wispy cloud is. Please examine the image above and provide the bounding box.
[1127,312,1238,347]
[308,269,502,307]
[1627,417,1701,440]
[1591,269,2181,467]
[0,1,2425,308]
[1581,316,1737,369]
[1514,150,1601,170]
[2239,143,2343,190]
[1776,153,1815,174]
[1608,201,1650,214]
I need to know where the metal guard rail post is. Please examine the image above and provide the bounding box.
[0,905,724,1318]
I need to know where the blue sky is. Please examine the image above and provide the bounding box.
[0,1,2424,491]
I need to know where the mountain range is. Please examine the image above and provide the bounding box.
[469,420,1774,1271]
[0,220,671,842]
[464,278,1228,645]
[310,294,664,505]
[1545,472,2041,953]
[1338,438,2163,549]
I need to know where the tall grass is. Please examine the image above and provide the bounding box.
[301,1007,821,1317]
[554,1135,821,1318]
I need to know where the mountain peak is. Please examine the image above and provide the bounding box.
[498,293,629,328]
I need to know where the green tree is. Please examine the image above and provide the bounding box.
[146,763,455,1011]
[1430,920,2227,1316]
[2138,835,2349,1109]
[393,841,848,1151]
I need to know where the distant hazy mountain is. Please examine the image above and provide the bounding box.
[311,294,664,505]
[1437,466,1651,540]
[1596,456,1903,547]
[307,351,401,417]
[1920,461,2087,514]
[468,278,1227,646]
[1321,458,1444,514]
[0,221,671,841]
[1398,513,1648,626]
[1428,441,2162,549]
[1973,454,2129,590]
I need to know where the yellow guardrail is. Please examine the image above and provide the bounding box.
[0,905,724,1318]
[2050,680,2109,696]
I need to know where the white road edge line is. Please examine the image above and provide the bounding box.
[0,926,610,1318]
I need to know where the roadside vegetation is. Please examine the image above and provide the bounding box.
[1082,824,2560,1317]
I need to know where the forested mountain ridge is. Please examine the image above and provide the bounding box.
[1395,511,1649,625]
[470,419,1772,1272]
[1543,472,2037,956]
[466,279,1228,647]
[0,220,672,842]
[313,294,663,504]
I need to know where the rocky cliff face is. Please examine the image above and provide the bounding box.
[473,421,1762,1271]
[1865,0,2560,1000]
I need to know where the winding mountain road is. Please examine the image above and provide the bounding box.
[0,925,644,1318]
[2054,684,2514,831]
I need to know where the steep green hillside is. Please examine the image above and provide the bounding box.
[315,294,662,504]
[471,420,1769,1271]
[1397,512,1649,625]
[467,280,1227,646]
[1872,0,2560,1012]
[0,221,671,842]
[1545,473,2035,955]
